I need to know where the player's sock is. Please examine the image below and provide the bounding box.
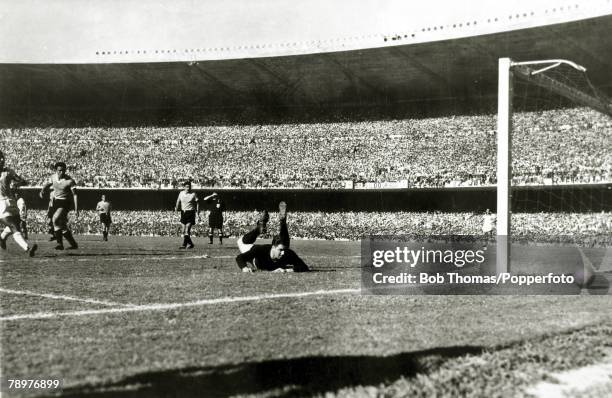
[12,232,28,251]
[257,210,269,234]
[0,227,10,250]
[218,234,223,244]
[54,230,64,249]
[180,235,187,248]
[27,243,37,257]
[186,235,194,248]
[241,227,260,244]
[208,234,213,244]
[279,218,290,247]
[63,230,78,249]
[48,223,56,241]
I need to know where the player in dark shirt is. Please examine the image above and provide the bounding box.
[236,201,309,273]
[204,192,225,244]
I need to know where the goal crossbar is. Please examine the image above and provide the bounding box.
[512,63,612,117]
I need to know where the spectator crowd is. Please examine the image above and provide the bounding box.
[1,107,610,189]
[23,210,612,246]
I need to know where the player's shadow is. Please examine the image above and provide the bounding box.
[54,345,483,398]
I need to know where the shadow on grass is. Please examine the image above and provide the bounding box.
[54,345,483,398]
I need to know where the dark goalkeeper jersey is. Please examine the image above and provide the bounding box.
[236,244,309,272]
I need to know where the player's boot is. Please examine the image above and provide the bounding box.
[278,201,287,220]
[27,243,38,257]
[257,210,269,234]
[186,235,194,249]
[63,231,78,250]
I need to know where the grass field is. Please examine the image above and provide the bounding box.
[1,235,611,397]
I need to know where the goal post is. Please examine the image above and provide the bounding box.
[497,58,512,275]
[496,57,611,275]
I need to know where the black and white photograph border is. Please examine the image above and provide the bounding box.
[1,1,612,397]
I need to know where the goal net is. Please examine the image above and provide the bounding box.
[497,57,612,276]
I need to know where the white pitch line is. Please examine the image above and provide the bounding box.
[0,254,212,263]
[0,288,360,322]
[0,288,131,307]
[0,254,361,264]
[525,359,612,398]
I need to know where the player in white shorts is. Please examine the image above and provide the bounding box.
[96,195,112,241]
[0,150,38,256]
[482,208,496,238]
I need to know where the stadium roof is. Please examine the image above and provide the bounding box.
[0,0,611,115]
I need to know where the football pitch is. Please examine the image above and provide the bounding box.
[1,235,611,397]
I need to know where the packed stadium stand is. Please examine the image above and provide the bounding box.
[2,107,610,189]
[23,210,612,246]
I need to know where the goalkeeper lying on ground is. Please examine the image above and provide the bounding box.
[236,201,310,273]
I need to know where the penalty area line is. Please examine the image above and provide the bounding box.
[0,288,360,322]
[0,288,132,307]
[0,254,361,264]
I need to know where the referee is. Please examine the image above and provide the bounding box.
[204,192,225,244]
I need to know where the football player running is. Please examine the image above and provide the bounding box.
[0,150,38,256]
[40,162,79,250]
